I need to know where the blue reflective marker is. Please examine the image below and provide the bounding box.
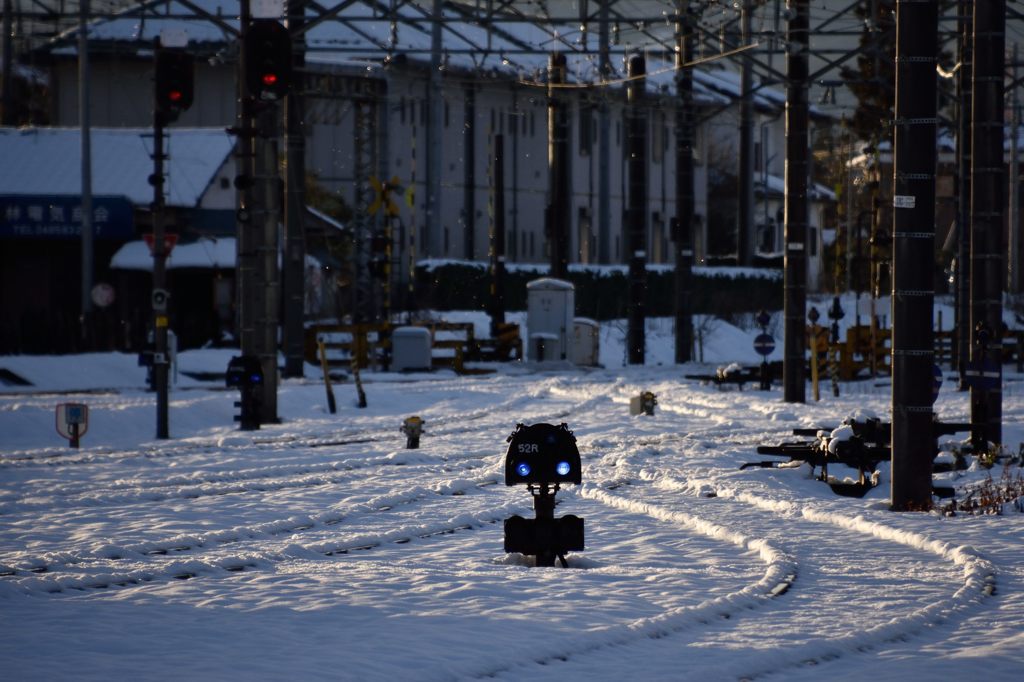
[556,461,571,476]
[516,462,531,477]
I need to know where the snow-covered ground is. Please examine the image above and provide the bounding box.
[1,312,1022,681]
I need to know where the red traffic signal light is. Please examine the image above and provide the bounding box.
[155,50,194,115]
[244,19,292,102]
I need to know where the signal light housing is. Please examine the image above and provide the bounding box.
[225,355,264,388]
[244,19,292,102]
[154,49,194,116]
[504,422,582,486]
[502,422,585,566]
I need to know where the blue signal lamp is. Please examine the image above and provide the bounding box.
[225,355,264,388]
[504,422,582,486]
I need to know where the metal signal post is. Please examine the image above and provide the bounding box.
[234,6,292,426]
[150,36,194,439]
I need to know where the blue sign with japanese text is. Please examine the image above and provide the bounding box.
[0,195,134,239]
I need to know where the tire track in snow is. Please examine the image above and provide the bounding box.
[0,452,488,515]
[0,381,544,467]
[0,377,602,473]
[0,472,505,579]
[0,383,613,588]
[0,387,607,514]
[646,473,997,680]
[463,483,797,680]
[0,493,528,596]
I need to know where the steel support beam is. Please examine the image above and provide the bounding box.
[626,53,647,366]
[673,0,695,364]
[547,51,570,280]
[969,0,1005,446]
[783,0,809,404]
[282,0,307,378]
[891,0,938,511]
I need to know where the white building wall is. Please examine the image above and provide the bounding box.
[50,54,724,269]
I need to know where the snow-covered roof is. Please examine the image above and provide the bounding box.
[110,236,236,270]
[110,236,323,270]
[0,127,233,208]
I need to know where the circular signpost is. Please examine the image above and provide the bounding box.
[56,403,89,448]
[754,333,776,357]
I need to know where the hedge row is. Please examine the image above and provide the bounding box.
[415,262,783,320]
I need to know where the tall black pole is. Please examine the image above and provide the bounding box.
[783,0,808,403]
[955,0,972,389]
[969,0,1005,446]
[236,0,259,421]
[152,40,170,440]
[2,0,14,125]
[627,53,647,365]
[673,0,695,364]
[282,0,306,378]
[463,83,476,260]
[547,52,570,280]
[490,133,507,337]
[597,0,611,263]
[426,0,443,257]
[254,105,280,424]
[737,0,754,265]
[891,0,938,511]
[79,0,94,346]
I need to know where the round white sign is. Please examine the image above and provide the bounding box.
[91,283,116,308]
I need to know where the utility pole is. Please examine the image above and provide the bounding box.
[969,0,1005,447]
[673,0,695,364]
[463,83,476,260]
[254,105,280,423]
[150,33,193,439]
[489,134,507,337]
[783,0,809,404]
[282,0,306,378]
[79,0,94,346]
[1010,43,1020,296]
[2,0,13,125]
[597,0,611,263]
[236,0,257,401]
[955,0,972,389]
[152,44,170,440]
[891,0,938,511]
[426,0,443,257]
[234,6,291,425]
[738,0,754,265]
[626,53,647,365]
[548,52,570,280]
